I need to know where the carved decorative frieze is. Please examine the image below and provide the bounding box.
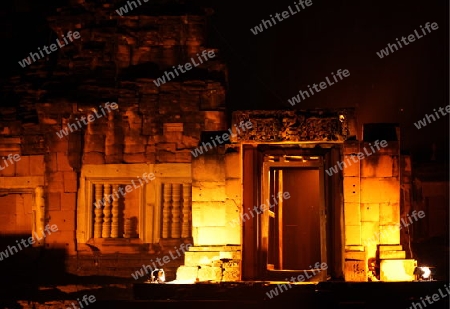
[231,109,355,143]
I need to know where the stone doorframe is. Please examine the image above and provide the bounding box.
[0,176,45,246]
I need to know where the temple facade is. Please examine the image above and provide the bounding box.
[0,0,428,283]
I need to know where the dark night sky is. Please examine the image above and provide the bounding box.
[1,0,448,160]
[203,0,449,160]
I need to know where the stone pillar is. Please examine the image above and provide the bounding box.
[102,184,112,238]
[34,186,46,246]
[162,183,172,239]
[94,184,103,238]
[111,184,120,238]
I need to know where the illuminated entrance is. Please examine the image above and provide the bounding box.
[242,145,343,281]
[261,155,327,280]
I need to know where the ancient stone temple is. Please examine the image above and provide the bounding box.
[174,110,414,282]
[0,0,418,284]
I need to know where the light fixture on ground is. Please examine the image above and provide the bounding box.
[414,266,435,281]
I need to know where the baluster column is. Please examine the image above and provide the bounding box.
[162,183,172,238]
[171,184,181,238]
[181,184,192,238]
[94,184,103,238]
[102,184,112,238]
[111,184,120,238]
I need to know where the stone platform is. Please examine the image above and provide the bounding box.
[0,280,448,308]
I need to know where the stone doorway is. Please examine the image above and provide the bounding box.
[241,144,343,281]
[261,155,327,280]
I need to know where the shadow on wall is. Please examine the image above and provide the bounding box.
[0,234,67,284]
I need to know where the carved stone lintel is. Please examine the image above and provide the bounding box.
[231,109,353,143]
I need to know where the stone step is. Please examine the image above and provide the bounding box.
[378,245,402,251]
[188,246,241,252]
[380,259,416,281]
[345,245,364,252]
[379,250,406,259]
[184,251,241,266]
[344,251,366,260]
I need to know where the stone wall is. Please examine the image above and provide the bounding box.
[343,137,416,281]
[0,0,229,279]
[175,146,242,282]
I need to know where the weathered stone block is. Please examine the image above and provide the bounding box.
[360,203,379,222]
[45,230,76,255]
[45,153,58,172]
[345,225,361,245]
[123,153,146,163]
[142,118,158,135]
[222,266,240,281]
[361,221,379,248]
[345,245,364,251]
[192,155,225,182]
[176,266,198,281]
[342,155,359,177]
[84,134,105,153]
[180,135,199,149]
[50,134,69,153]
[105,144,122,156]
[192,201,226,227]
[0,160,16,177]
[192,183,226,202]
[361,155,396,178]
[343,177,360,203]
[380,259,416,282]
[145,152,156,163]
[188,246,241,252]
[49,171,64,182]
[56,152,73,172]
[379,250,405,259]
[48,210,75,231]
[225,179,241,200]
[379,245,402,251]
[345,250,365,260]
[204,111,227,131]
[198,266,222,281]
[30,155,45,175]
[82,152,105,164]
[344,260,367,282]
[343,141,360,155]
[219,250,241,260]
[163,123,183,143]
[105,154,123,164]
[63,172,78,193]
[124,143,146,154]
[61,193,76,211]
[156,151,176,163]
[195,227,230,246]
[145,145,156,153]
[344,202,360,226]
[184,251,221,266]
[360,178,399,204]
[48,192,61,211]
[174,150,192,163]
[48,180,64,193]
[15,156,29,176]
[379,203,400,225]
[224,152,240,179]
[379,224,400,244]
